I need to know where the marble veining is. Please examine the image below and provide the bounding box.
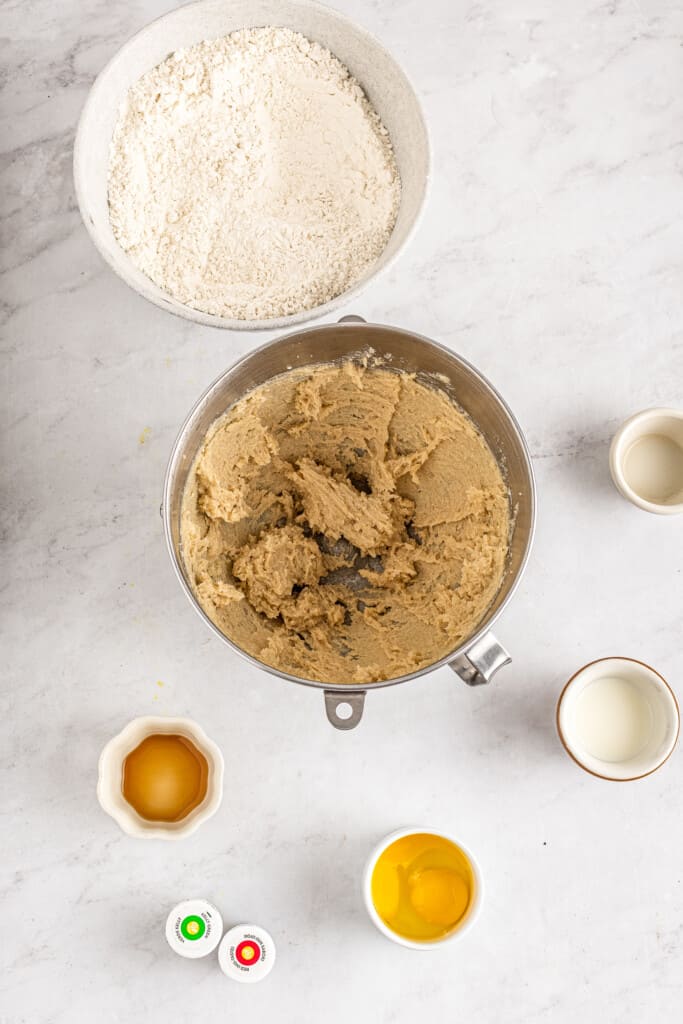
[1,1,682,1021]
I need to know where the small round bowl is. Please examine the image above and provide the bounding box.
[97,716,224,839]
[362,827,483,949]
[609,408,683,514]
[556,657,680,782]
[74,0,430,331]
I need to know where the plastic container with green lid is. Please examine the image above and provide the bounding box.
[165,899,223,959]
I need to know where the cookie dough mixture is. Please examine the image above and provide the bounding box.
[181,363,510,684]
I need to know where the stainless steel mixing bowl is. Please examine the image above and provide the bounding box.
[163,318,536,729]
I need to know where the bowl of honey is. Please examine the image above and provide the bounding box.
[363,827,482,948]
[97,716,224,839]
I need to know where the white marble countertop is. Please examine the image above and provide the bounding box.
[3,0,683,1020]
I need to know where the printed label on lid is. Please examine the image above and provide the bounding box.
[180,915,206,941]
[165,900,223,959]
[235,939,261,965]
[218,925,276,983]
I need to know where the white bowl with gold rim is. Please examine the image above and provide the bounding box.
[556,657,680,782]
[96,716,224,839]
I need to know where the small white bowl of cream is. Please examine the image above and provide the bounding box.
[557,657,679,781]
[609,408,683,514]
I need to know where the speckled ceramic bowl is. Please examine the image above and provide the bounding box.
[73,0,430,330]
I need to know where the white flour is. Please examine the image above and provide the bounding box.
[108,27,401,321]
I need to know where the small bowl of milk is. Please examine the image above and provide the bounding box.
[610,408,683,514]
[557,657,679,781]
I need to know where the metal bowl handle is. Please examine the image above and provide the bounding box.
[324,691,366,730]
[448,631,511,687]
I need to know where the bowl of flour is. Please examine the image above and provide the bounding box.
[74,0,429,329]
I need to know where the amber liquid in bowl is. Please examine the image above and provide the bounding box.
[122,734,208,822]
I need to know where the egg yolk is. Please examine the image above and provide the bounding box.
[408,867,470,926]
[370,833,474,942]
